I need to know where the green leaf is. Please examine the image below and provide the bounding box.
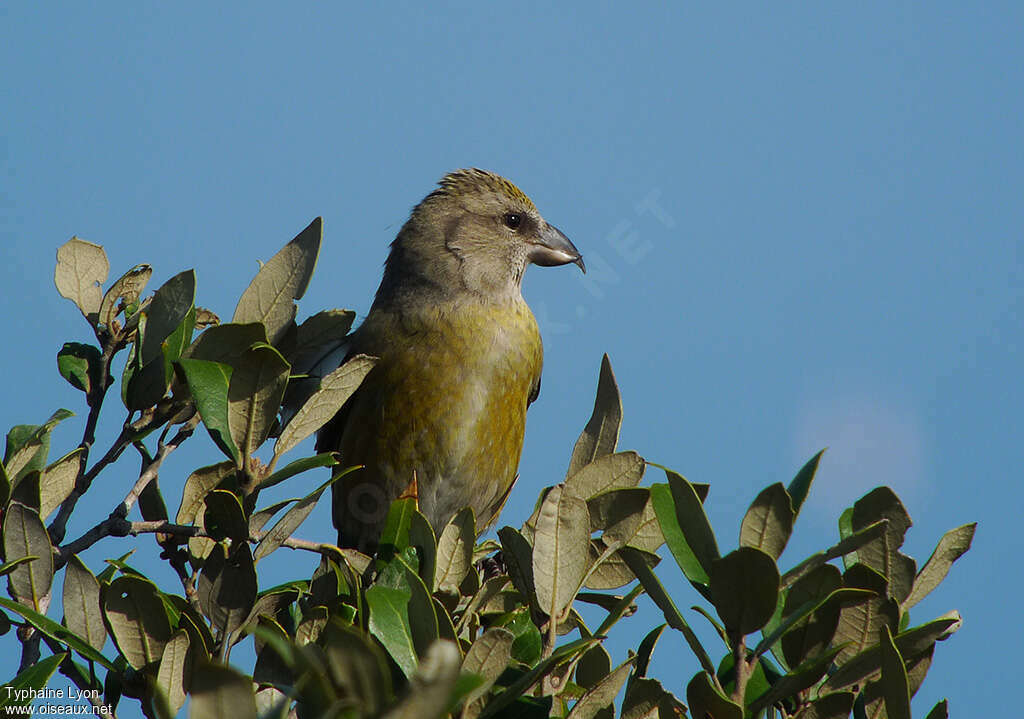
[739,482,795,560]
[202,489,250,543]
[533,484,591,620]
[40,449,83,521]
[925,699,949,719]
[321,619,393,714]
[787,449,825,518]
[190,661,258,719]
[824,612,961,692]
[587,487,648,546]
[233,217,322,344]
[63,555,106,652]
[498,527,536,609]
[54,237,109,322]
[621,677,686,719]
[710,547,779,635]
[619,546,717,677]
[5,409,74,482]
[780,519,889,589]
[461,627,515,707]
[493,607,543,665]
[98,263,153,330]
[575,644,612,690]
[198,543,257,638]
[255,451,340,490]
[156,629,191,716]
[227,343,290,467]
[686,672,741,719]
[567,656,635,719]
[275,354,376,456]
[57,342,102,394]
[140,269,196,365]
[102,575,173,669]
[366,584,418,677]
[287,309,357,370]
[384,639,462,719]
[378,497,417,560]
[3,501,54,610]
[775,563,840,665]
[0,652,66,709]
[659,469,719,580]
[177,359,239,462]
[650,483,708,586]
[254,470,351,562]
[833,563,899,664]
[747,646,845,715]
[565,451,645,500]
[409,510,437,591]
[183,321,268,366]
[852,487,913,600]
[0,596,116,671]
[630,624,665,681]
[480,636,599,719]
[176,461,236,525]
[435,507,475,594]
[903,522,976,609]
[567,354,622,478]
[878,625,912,719]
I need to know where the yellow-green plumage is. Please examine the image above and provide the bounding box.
[318,169,583,550]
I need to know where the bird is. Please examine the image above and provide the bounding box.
[315,169,584,552]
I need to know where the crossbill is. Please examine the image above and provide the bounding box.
[316,169,584,551]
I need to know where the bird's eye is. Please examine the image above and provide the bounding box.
[503,213,522,230]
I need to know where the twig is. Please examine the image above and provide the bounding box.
[58,517,334,566]
[729,631,750,706]
[55,416,198,569]
[48,402,182,546]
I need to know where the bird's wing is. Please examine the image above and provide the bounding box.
[528,374,541,406]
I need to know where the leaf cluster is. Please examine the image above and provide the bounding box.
[0,223,973,719]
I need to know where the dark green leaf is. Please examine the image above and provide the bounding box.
[567,354,621,478]
[57,342,102,394]
[63,555,106,651]
[190,661,258,719]
[227,343,290,467]
[787,449,825,518]
[461,627,515,707]
[739,482,795,560]
[202,489,249,543]
[4,501,54,610]
[567,656,634,719]
[434,507,473,593]
[904,523,976,609]
[620,546,717,677]
[0,596,116,670]
[275,354,376,456]
[686,671,741,719]
[233,217,322,344]
[533,484,590,619]
[255,451,339,491]
[177,359,239,462]
[198,543,257,638]
[661,469,719,580]
[0,652,66,709]
[102,575,173,668]
[879,625,912,719]
[710,547,779,635]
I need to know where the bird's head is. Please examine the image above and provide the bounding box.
[379,169,584,303]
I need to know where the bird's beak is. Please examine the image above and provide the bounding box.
[530,223,586,273]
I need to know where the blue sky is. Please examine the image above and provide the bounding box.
[2,2,1020,716]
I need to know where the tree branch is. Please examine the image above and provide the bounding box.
[55,415,198,569]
